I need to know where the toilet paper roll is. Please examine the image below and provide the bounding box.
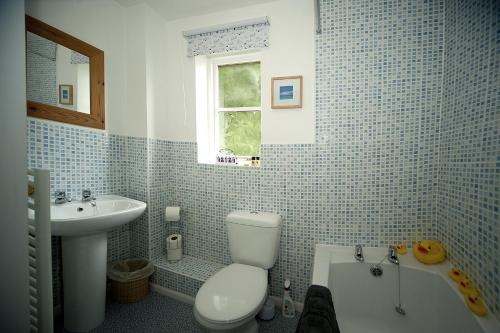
[166,234,182,250]
[165,206,180,222]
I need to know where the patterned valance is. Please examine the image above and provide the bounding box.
[185,21,270,57]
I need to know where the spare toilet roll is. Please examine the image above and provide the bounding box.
[165,206,180,222]
[167,234,182,261]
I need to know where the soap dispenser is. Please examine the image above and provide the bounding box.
[282,279,296,318]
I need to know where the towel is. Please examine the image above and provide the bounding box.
[304,285,334,308]
[295,285,340,333]
[301,296,337,329]
[295,314,335,333]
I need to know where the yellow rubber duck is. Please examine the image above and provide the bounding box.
[412,240,445,264]
[465,291,488,317]
[458,277,477,295]
[448,268,465,283]
[396,243,407,255]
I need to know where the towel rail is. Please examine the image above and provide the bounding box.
[27,169,53,333]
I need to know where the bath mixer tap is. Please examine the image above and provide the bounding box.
[388,245,399,265]
[354,244,364,262]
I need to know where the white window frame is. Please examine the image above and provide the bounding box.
[208,52,262,162]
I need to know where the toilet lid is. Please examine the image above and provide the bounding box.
[195,263,267,323]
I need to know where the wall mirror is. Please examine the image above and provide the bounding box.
[25,15,105,129]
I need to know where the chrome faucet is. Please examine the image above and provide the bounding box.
[388,245,399,265]
[82,189,94,202]
[55,190,67,204]
[354,244,364,262]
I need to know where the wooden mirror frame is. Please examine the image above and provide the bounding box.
[25,15,105,129]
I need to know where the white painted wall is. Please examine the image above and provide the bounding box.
[0,0,29,330]
[120,3,171,139]
[124,4,148,137]
[160,0,315,144]
[145,5,170,139]
[25,0,129,136]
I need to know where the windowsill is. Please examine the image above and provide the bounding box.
[215,161,261,168]
[197,161,261,168]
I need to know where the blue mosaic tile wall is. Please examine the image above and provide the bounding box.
[124,137,150,259]
[123,138,170,261]
[148,139,170,259]
[437,0,500,318]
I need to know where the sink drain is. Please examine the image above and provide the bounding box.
[370,264,383,277]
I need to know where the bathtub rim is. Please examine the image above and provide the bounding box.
[311,244,500,333]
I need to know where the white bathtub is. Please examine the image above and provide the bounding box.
[312,244,500,333]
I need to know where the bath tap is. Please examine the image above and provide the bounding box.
[354,244,364,262]
[388,245,399,265]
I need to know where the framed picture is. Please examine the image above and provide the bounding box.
[59,84,73,105]
[271,76,303,109]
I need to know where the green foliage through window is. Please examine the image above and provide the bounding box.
[220,111,261,156]
[218,62,261,108]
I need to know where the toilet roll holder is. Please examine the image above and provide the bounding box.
[165,207,182,261]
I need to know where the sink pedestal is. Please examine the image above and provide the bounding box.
[62,233,107,332]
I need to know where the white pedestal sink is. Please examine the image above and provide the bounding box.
[32,195,146,332]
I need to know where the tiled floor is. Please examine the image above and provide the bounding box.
[56,292,299,332]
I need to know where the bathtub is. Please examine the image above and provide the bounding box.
[312,244,500,333]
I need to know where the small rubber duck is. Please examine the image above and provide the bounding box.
[396,243,407,255]
[465,291,487,317]
[458,277,477,295]
[448,268,464,283]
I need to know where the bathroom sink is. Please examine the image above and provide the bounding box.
[29,194,146,332]
[29,195,146,236]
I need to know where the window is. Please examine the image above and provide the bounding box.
[196,53,262,165]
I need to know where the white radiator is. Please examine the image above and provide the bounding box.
[27,169,53,333]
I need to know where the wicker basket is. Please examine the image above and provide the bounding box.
[108,258,154,303]
[111,277,150,303]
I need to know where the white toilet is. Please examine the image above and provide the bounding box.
[194,211,282,333]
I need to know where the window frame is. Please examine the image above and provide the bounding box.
[210,53,262,160]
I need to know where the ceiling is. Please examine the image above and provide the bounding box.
[114,0,278,21]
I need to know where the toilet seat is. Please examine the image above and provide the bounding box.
[194,263,267,325]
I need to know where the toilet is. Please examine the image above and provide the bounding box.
[194,211,282,333]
